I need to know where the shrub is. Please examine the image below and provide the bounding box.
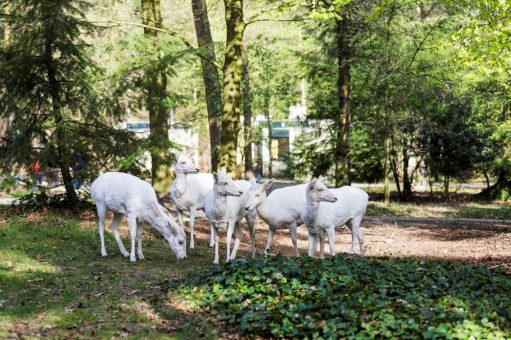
[12,191,94,211]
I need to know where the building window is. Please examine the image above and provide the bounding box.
[271,137,289,160]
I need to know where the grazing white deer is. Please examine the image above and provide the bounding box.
[303,177,368,258]
[204,168,257,264]
[244,180,306,256]
[91,172,186,262]
[170,152,214,249]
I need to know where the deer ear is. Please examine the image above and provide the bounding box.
[308,178,318,189]
[220,167,227,175]
[264,178,274,190]
[188,150,196,160]
[250,177,256,185]
[213,172,219,183]
[319,176,327,183]
[173,153,179,163]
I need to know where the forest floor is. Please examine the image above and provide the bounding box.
[1,205,510,338]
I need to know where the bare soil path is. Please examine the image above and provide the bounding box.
[188,216,511,271]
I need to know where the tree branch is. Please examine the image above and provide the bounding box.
[96,20,223,71]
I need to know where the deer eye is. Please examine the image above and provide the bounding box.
[178,240,184,245]
[317,188,323,192]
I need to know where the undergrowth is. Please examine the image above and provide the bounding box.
[178,254,511,338]
[12,192,94,211]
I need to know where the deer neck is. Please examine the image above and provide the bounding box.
[172,171,187,198]
[304,193,320,233]
[213,188,228,221]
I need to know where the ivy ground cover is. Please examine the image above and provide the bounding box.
[178,254,511,338]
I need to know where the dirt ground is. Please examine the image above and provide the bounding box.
[187,215,511,271]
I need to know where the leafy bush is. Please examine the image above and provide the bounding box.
[179,254,511,338]
[12,192,94,211]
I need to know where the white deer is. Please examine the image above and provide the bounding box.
[244,180,307,256]
[204,168,257,264]
[303,177,368,258]
[91,172,187,262]
[170,153,214,249]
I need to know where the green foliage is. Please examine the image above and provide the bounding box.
[418,91,488,192]
[109,34,189,119]
[350,124,385,182]
[12,192,94,211]
[248,35,301,119]
[180,254,511,338]
[0,0,141,184]
[286,128,334,180]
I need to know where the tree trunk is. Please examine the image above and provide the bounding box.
[402,148,412,200]
[383,131,391,205]
[242,35,253,178]
[142,0,171,194]
[443,174,450,200]
[483,169,491,190]
[390,155,402,199]
[0,22,9,142]
[219,0,244,175]
[43,22,77,202]
[191,0,222,172]
[265,97,272,178]
[479,171,511,199]
[334,18,351,187]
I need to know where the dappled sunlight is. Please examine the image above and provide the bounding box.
[177,254,511,337]
[2,203,511,337]
[0,209,214,338]
[0,250,61,276]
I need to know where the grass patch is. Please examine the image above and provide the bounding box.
[0,177,31,198]
[367,202,511,220]
[0,209,215,338]
[178,255,511,338]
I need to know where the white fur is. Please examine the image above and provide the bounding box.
[303,178,368,258]
[170,153,214,249]
[244,180,305,256]
[91,172,187,262]
[204,170,257,264]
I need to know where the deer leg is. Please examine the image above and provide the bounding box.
[110,213,129,257]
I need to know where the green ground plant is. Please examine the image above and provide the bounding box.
[0,209,214,338]
[178,254,511,338]
[366,202,511,220]
[2,207,511,338]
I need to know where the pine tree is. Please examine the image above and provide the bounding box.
[0,0,136,201]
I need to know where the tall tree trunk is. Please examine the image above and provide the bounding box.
[402,148,412,200]
[191,0,222,172]
[334,18,351,187]
[219,0,244,175]
[390,154,402,199]
[383,131,391,205]
[443,174,450,200]
[142,0,171,194]
[242,35,253,178]
[483,170,491,190]
[0,21,9,141]
[265,96,272,178]
[43,23,77,202]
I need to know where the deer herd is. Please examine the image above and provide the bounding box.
[91,153,368,264]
